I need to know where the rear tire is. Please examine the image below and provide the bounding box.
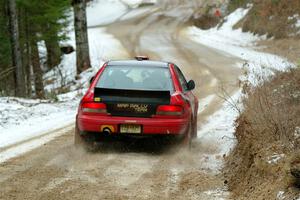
[74,124,84,146]
[74,124,98,152]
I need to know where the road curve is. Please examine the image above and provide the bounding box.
[107,2,241,122]
[0,2,241,200]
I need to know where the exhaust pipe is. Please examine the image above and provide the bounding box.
[102,127,112,136]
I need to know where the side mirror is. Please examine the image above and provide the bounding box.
[89,76,94,85]
[187,80,195,90]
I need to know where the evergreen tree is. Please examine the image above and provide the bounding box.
[17,0,70,98]
[19,0,70,70]
[0,0,73,98]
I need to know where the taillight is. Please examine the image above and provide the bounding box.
[81,102,107,114]
[156,105,183,116]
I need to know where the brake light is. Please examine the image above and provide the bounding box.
[81,102,107,114]
[156,105,183,116]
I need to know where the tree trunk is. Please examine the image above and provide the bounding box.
[45,36,61,70]
[8,0,26,97]
[24,10,32,97]
[72,0,91,75]
[31,40,45,99]
[19,7,32,97]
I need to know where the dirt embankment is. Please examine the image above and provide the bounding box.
[224,68,300,199]
[223,1,300,199]
[233,0,300,39]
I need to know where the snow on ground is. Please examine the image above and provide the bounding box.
[297,19,300,28]
[197,94,215,114]
[44,27,129,93]
[0,0,130,160]
[0,97,77,149]
[121,6,157,20]
[87,0,157,27]
[288,14,300,29]
[197,92,241,172]
[277,191,285,200]
[45,0,130,93]
[290,14,300,35]
[87,0,127,27]
[203,189,230,200]
[186,7,294,85]
[0,125,73,163]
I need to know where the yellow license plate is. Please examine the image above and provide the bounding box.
[120,124,141,134]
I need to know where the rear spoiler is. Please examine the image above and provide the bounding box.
[94,88,171,105]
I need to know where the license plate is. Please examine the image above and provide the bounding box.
[120,124,141,134]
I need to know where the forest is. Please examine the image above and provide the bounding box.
[0,0,90,98]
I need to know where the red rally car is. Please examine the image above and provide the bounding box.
[75,57,198,147]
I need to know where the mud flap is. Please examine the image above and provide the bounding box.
[183,121,192,150]
[74,124,83,146]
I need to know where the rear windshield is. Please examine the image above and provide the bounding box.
[96,65,173,91]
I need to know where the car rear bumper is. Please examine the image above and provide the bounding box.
[77,114,189,135]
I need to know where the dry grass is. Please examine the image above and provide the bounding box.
[224,68,300,199]
[234,0,300,38]
[258,38,300,65]
[191,14,220,30]
[227,0,250,12]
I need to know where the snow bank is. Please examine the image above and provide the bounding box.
[0,97,77,148]
[197,92,241,171]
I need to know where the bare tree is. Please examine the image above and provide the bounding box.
[8,0,26,97]
[72,0,91,75]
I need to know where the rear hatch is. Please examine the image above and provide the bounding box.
[94,88,170,118]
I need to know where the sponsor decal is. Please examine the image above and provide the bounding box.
[116,104,148,113]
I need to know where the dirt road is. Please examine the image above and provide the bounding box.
[107,2,241,121]
[0,2,241,200]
